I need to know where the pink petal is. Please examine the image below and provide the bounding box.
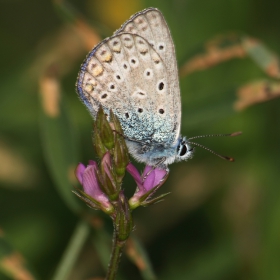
[88,160,98,167]
[82,165,103,198]
[153,168,167,186]
[143,168,155,191]
[126,163,142,186]
[101,152,113,180]
[143,166,153,177]
[101,152,111,166]
[143,166,167,188]
[75,163,86,185]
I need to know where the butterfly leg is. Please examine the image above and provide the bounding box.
[142,157,168,181]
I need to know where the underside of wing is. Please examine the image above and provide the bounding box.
[116,8,181,142]
[76,32,176,145]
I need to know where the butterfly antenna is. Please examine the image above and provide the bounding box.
[188,141,235,162]
[188,131,242,140]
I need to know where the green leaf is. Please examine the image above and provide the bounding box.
[40,98,81,213]
[51,221,90,280]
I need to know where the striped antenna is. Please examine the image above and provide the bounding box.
[188,131,242,162]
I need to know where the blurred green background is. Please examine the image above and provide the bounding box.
[1,0,280,279]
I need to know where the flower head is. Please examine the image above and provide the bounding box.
[126,163,169,209]
[75,160,113,213]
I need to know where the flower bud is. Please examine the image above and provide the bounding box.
[110,110,123,134]
[100,152,119,200]
[116,192,133,241]
[93,123,107,159]
[97,107,114,150]
[113,137,129,181]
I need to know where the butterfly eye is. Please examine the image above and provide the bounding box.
[179,145,187,156]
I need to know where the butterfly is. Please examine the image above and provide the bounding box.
[76,8,239,168]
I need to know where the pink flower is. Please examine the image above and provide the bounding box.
[75,161,113,211]
[126,163,168,209]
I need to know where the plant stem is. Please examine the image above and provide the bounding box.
[106,228,127,280]
[52,220,90,280]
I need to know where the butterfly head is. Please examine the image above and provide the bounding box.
[176,132,242,163]
[176,137,194,161]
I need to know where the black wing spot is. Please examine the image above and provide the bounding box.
[159,109,164,114]
[158,82,164,90]
[101,93,108,99]
[138,108,143,113]
[110,84,115,89]
[125,113,129,118]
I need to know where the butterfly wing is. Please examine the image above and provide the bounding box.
[116,8,181,143]
[76,8,181,153]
